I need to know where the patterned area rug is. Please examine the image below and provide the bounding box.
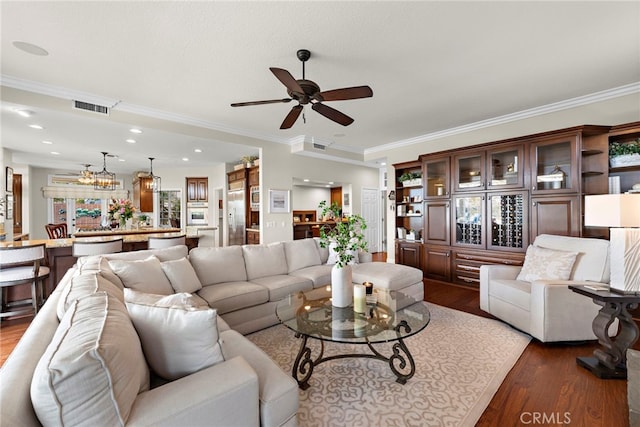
[247,303,531,427]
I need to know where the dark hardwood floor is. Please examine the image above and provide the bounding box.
[0,253,635,426]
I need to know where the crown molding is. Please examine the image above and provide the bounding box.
[366,82,640,155]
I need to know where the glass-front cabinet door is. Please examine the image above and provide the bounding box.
[487,191,528,252]
[530,135,578,194]
[454,152,485,192]
[422,156,450,198]
[487,144,524,189]
[453,194,485,248]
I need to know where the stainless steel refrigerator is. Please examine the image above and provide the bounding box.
[227,189,245,245]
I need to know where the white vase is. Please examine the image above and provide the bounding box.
[331,264,353,308]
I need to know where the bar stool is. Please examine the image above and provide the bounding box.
[72,238,124,257]
[45,223,69,239]
[0,243,50,321]
[147,234,186,249]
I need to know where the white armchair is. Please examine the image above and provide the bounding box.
[480,234,613,342]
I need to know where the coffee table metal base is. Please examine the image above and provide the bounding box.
[292,320,415,390]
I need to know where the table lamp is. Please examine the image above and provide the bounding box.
[584,194,640,294]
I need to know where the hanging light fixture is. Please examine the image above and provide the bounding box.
[94,152,116,190]
[78,164,94,185]
[146,157,161,193]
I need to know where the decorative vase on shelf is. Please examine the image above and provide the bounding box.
[331,264,353,308]
[126,218,133,230]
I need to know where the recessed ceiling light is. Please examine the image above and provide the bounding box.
[381,162,387,166]
[126,139,136,144]
[118,158,126,162]
[194,148,202,153]
[29,124,44,130]
[41,140,53,145]
[325,185,331,188]
[303,179,310,182]
[130,128,142,134]
[328,181,334,185]
[182,158,189,162]
[12,108,34,117]
[12,41,49,56]
[51,151,60,155]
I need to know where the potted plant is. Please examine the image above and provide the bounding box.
[242,155,259,168]
[609,139,640,168]
[317,200,368,307]
[398,171,422,187]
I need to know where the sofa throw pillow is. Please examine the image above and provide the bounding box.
[124,287,209,309]
[326,240,359,266]
[160,257,202,294]
[126,301,224,381]
[516,245,579,282]
[31,292,149,426]
[109,255,174,295]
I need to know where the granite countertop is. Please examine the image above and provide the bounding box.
[73,227,181,237]
[0,231,198,248]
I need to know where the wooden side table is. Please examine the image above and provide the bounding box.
[569,285,640,379]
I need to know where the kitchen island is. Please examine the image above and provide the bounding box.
[1,229,199,307]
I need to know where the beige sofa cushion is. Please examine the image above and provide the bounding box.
[283,238,321,273]
[189,246,247,285]
[101,244,188,262]
[243,243,288,281]
[126,300,225,381]
[109,255,174,295]
[75,255,124,288]
[160,257,202,293]
[516,245,578,282]
[31,292,149,426]
[56,272,124,320]
[124,288,209,308]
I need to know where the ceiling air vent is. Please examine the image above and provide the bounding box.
[312,143,326,150]
[73,100,109,115]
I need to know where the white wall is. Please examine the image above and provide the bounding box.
[291,187,330,219]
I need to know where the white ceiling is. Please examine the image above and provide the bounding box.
[1,1,639,175]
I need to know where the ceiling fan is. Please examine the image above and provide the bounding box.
[231,49,373,129]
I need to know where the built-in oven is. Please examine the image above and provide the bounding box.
[187,202,209,226]
[250,186,260,211]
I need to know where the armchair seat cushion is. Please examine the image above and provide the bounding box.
[488,279,531,312]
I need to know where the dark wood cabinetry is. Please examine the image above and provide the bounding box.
[227,166,261,245]
[395,240,423,270]
[248,166,259,187]
[394,124,617,289]
[133,176,153,212]
[186,177,208,202]
[246,229,260,244]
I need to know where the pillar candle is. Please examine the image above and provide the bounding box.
[353,284,366,313]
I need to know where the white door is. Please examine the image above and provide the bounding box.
[361,187,381,253]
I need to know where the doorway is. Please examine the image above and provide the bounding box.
[361,187,381,253]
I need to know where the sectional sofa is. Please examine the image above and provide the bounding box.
[0,238,424,426]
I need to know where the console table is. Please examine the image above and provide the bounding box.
[569,285,640,379]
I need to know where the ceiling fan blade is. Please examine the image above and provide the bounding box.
[270,67,304,95]
[231,98,291,107]
[280,105,303,129]
[317,85,373,102]
[311,103,354,126]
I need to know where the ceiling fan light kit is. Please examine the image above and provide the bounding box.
[231,49,373,129]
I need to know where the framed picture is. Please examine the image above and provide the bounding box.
[5,167,13,193]
[269,189,290,214]
[6,194,13,220]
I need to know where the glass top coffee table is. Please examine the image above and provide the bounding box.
[276,286,430,389]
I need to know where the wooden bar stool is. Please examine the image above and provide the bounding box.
[72,238,124,257]
[45,223,69,239]
[0,243,50,321]
[147,235,186,249]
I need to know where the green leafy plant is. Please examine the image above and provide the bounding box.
[241,155,259,164]
[317,200,368,268]
[609,139,640,157]
[398,171,421,183]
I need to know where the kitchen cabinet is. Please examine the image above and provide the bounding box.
[246,229,260,245]
[133,176,153,212]
[187,177,208,202]
[248,166,259,187]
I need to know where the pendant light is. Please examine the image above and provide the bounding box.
[147,157,161,193]
[94,152,116,190]
[78,164,94,185]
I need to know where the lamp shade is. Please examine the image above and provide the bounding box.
[584,194,640,227]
